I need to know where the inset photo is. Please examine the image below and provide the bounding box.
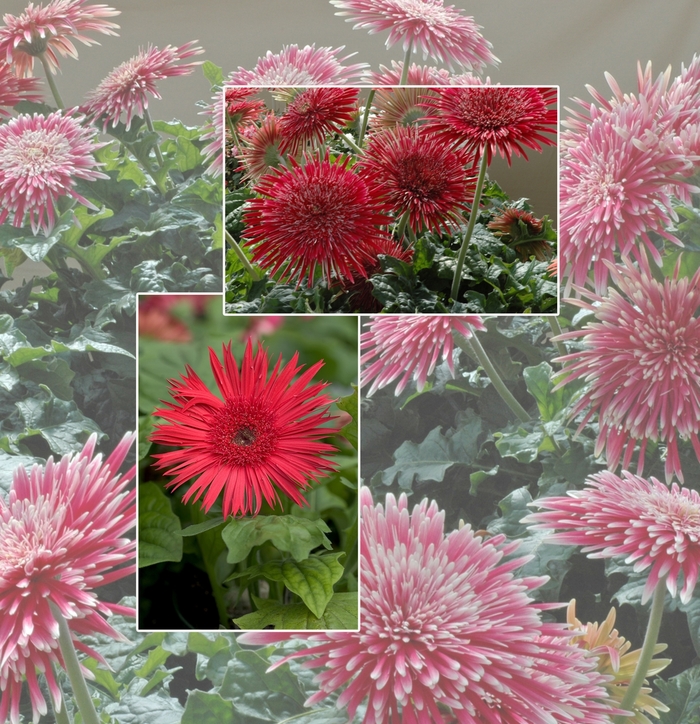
[137,294,359,631]
[224,84,559,314]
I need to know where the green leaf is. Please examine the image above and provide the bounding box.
[494,423,545,463]
[182,691,235,724]
[181,517,226,537]
[657,666,700,724]
[336,386,358,449]
[153,119,201,140]
[233,592,358,630]
[16,357,74,400]
[104,691,184,724]
[222,515,333,564]
[202,61,224,88]
[523,362,574,422]
[138,483,183,567]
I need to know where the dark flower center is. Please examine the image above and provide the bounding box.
[211,399,278,466]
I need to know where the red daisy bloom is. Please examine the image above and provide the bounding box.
[0,0,119,78]
[0,61,42,117]
[554,255,700,483]
[424,86,558,165]
[369,85,440,129]
[360,125,475,233]
[242,153,391,286]
[225,86,265,128]
[238,112,284,179]
[525,470,700,605]
[150,341,341,519]
[488,207,553,261]
[0,432,136,724]
[278,86,359,154]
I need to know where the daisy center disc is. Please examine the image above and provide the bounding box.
[210,398,278,467]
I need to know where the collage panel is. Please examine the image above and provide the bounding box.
[137,295,359,631]
[223,84,559,315]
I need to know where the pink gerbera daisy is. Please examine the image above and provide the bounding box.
[0,0,119,78]
[229,44,368,85]
[239,488,618,724]
[331,0,498,72]
[0,61,42,117]
[361,314,485,396]
[554,255,700,484]
[0,110,106,235]
[0,432,136,724]
[369,85,440,129]
[365,60,453,86]
[423,86,558,165]
[150,340,341,519]
[242,153,391,286]
[278,86,359,154]
[360,125,475,234]
[525,470,700,605]
[83,41,203,131]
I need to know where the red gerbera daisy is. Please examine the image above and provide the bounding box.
[424,86,558,165]
[360,125,475,234]
[554,255,700,483]
[238,112,284,179]
[369,85,440,129]
[488,207,553,261]
[150,341,341,519]
[225,86,265,128]
[242,153,391,286]
[278,86,359,154]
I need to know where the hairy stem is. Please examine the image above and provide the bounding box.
[399,44,412,85]
[226,228,261,281]
[547,316,568,358]
[49,666,72,724]
[358,89,376,148]
[143,107,165,167]
[39,54,65,109]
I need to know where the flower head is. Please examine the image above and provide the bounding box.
[0,62,42,117]
[0,432,136,724]
[424,86,558,165]
[369,85,440,129]
[488,207,553,261]
[242,153,391,286]
[360,125,475,233]
[238,112,284,179]
[278,86,359,154]
[239,488,618,724]
[365,60,453,85]
[0,111,106,235]
[526,470,700,605]
[150,341,341,519]
[0,0,119,78]
[361,314,485,396]
[554,255,700,483]
[83,41,203,131]
[229,44,368,85]
[331,0,498,72]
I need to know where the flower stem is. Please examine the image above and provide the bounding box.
[547,317,568,358]
[450,149,489,302]
[226,228,261,281]
[455,332,531,423]
[49,602,100,724]
[143,107,165,167]
[399,44,412,85]
[50,666,72,724]
[614,579,667,724]
[39,54,65,109]
[342,133,364,155]
[358,89,375,148]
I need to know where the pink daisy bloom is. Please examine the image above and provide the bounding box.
[83,41,203,131]
[150,340,341,519]
[199,87,227,176]
[0,0,119,78]
[330,0,497,72]
[0,61,42,117]
[361,315,485,396]
[365,60,453,86]
[229,44,368,86]
[0,432,136,724]
[360,125,475,234]
[369,86,441,129]
[525,470,700,605]
[239,488,618,724]
[242,153,391,286]
[554,255,700,484]
[0,110,107,235]
[278,86,359,154]
[423,86,558,165]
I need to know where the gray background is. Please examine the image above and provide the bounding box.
[3,0,700,283]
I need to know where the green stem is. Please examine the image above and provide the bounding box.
[450,149,489,302]
[226,228,261,281]
[143,107,165,167]
[50,665,72,724]
[358,89,375,148]
[342,133,364,155]
[399,44,412,85]
[39,53,65,109]
[547,317,567,358]
[200,541,230,627]
[395,210,410,241]
[49,602,100,724]
[614,579,667,724]
[456,332,531,423]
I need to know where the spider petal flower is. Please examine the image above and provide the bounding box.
[239,489,619,724]
[0,0,119,78]
[84,41,203,131]
[243,153,391,286]
[229,44,368,85]
[554,255,700,483]
[526,470,700,605]
[150,341,341,519]
[0,432,136,724]
[361,315,485,396]
[0,62,42,117]
[0,111,107,235]
[331,0,498,72]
